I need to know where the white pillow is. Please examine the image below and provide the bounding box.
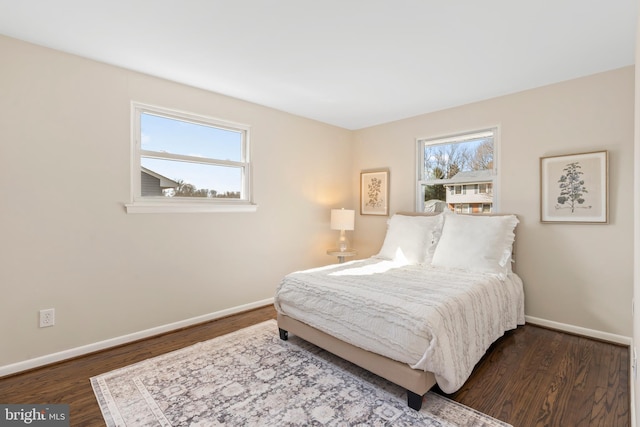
[377,214,444,264]
[430,214,518,276]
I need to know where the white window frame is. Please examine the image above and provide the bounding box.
[125,102,256,214]
[416,127,500,212]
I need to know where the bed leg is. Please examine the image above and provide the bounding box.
[278,328,288,341]
[407,390,423,411]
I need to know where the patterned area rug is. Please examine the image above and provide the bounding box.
[91,320,511,426]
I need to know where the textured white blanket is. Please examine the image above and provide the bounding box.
[274,258,525,393]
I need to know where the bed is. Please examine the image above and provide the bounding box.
[274,212,525,410]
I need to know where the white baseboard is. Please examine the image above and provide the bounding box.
[525,315,632,346]
[0,298,275,378]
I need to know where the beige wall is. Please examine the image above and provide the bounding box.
[353,67,634,337]
[0,35,354,367]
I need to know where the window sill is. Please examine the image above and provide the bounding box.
[125,200,258,214]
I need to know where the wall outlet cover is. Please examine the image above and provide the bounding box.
[39,308,55,328]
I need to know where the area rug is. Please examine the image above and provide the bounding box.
[91,320,511,426]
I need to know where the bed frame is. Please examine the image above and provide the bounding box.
[277,313,436,410]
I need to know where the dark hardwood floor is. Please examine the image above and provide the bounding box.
[0,305,629,426]
[436,322,630,426]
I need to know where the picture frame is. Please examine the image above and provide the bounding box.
[360,169,389,216]
[540,150,608,224]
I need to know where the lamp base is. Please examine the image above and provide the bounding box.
[337,230,349,252]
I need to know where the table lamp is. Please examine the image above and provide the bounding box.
[330,208,355,252]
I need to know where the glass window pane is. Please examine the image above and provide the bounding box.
[141,113,242,161]
[422,136,493,179]
[141,157,242,199]
[417,129,496,212]
[421,184,450,212]
[422,183,447,202]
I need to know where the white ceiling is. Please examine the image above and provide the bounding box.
[0,1,637,130]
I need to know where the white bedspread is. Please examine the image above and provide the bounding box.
[274,258,525,393]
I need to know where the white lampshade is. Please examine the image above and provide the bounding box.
[330,209,355,231]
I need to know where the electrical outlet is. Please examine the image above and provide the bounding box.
[39,308,55,328]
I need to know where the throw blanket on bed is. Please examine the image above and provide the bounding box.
[274,258,525,393]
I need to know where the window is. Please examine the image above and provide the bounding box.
[416,128,497,213]
[126,103,255,213]
[466,184,478,194]
[453,203,472,213]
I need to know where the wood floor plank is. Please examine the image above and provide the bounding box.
[0,306,630,427]
[535,336,583,427]
[589,344,630,426]
[556,338,598,427]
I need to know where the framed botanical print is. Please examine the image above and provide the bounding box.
[540,151,608,224]
[360,169,389,216]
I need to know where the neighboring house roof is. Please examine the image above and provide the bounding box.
[141,167,179,189]
[445,169,493,185]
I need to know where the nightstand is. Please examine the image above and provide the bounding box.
[326,248,357,263]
